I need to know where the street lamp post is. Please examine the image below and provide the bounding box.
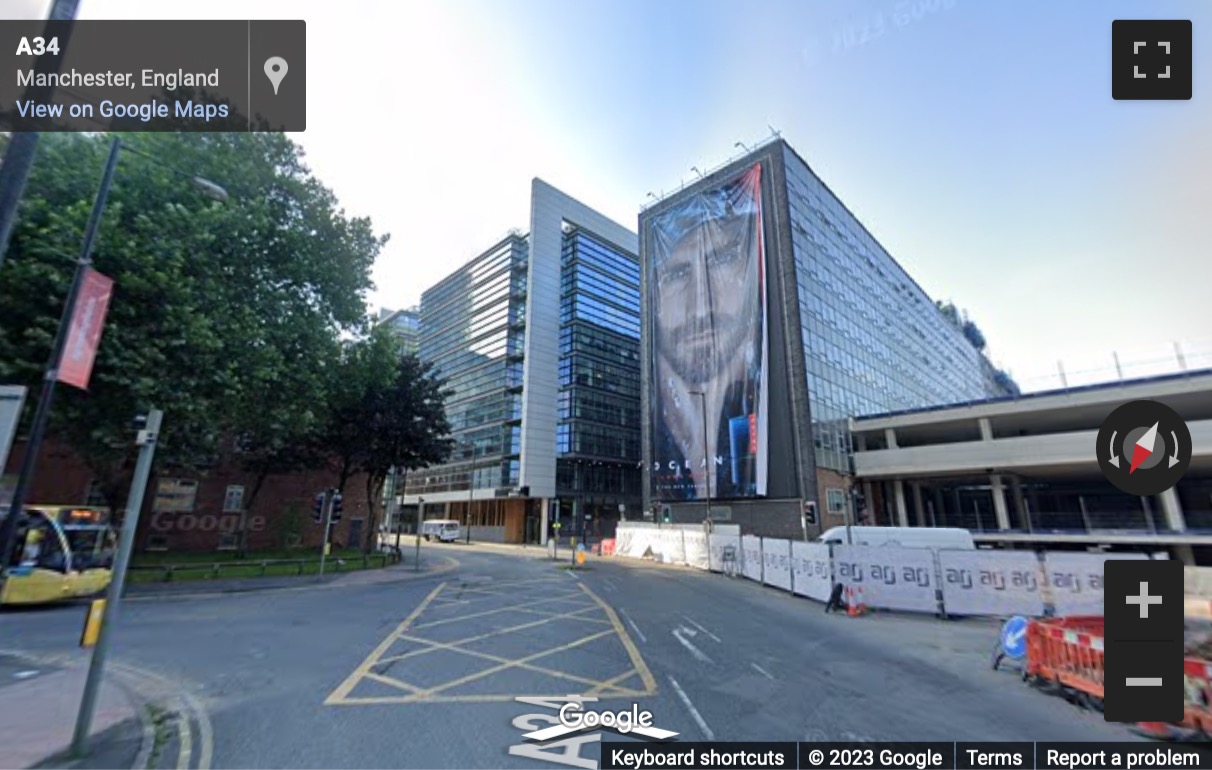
[465,440,473,545]
[415,497,424,572]
[688,391,712,523]
[0,137,226,572]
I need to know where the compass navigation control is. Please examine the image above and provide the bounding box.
[1096,400,1191,496]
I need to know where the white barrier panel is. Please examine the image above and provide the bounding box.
[684,531,710,570]
[1045,551,1147,616]
[834,545,938,613]
[791,542,832,602]
[742,535,763,582]
[615,525,658,559]
[707,534,740,573]
[614,526,636,557]
[660,529,688,564]
[761,538,792,591]
[939,550,1046,617]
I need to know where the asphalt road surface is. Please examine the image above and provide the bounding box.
[1,544,1139,769]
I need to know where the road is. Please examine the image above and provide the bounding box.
[1,544,1138,769]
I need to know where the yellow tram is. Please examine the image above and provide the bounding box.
[0,505,116,605]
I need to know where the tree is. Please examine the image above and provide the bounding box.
[0,132,386,509]
[322,327,400,499]
[230,312,339,554]
[962,320,987,352]
[353,354,454,553]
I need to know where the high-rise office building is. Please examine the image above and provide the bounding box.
[401,180,637,544]
[640,138,1014,537]
[375,307,421,355]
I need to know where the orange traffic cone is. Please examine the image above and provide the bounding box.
[845,585,868,617]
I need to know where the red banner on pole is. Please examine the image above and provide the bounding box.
[57,268,113,390]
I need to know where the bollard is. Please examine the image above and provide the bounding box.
[80,599,105,648]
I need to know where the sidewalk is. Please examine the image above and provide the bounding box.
[0,651,144,770]
[125,553,458,599]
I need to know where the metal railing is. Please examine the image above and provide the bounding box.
[128,550,401,582]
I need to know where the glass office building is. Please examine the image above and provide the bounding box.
[783,146,1011,475]
[401,181,637,544]
[556,226,643,535]
[375,307,421,356]
[640,138,1012,537]
[402,234,527,517]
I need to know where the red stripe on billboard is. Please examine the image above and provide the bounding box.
[57,268,114,390]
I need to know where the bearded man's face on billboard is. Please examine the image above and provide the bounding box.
[654,213,756,386]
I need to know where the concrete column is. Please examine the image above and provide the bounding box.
[990,474,1010,531]
[856,434,867,451]
[884,428,898,449]
[539,497,549,546]
[893,480,908,527]
[911,483,926,527]
[1010,477,1028,530]
[862,481,873,524]
[979,418,993,441]
[1159,488,1186,533]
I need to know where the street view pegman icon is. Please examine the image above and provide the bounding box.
[264,57,289,94]
[1096,399,1191,496]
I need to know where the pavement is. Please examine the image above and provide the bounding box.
[0,650,145,770]
[0,541,1144,769]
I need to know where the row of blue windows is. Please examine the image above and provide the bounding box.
[561,296,640,339]
[562,231,640,283]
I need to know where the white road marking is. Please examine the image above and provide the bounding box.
[673,628,713,664]
[619,610,647,644]
[680,614,721,643]
[751,662,774,680]
[13,670,38,679]
[670,676,715,740]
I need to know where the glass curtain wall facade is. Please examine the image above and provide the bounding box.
[556,227,642,535]
[782,144,1013,473]
[376,308,421,356]
[404,234,528,497]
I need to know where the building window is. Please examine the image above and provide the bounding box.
[223,485,244,513]
[153,479,198,513]
[826,488,847,514]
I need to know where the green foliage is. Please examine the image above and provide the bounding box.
[0,132,387,502]
[319,335,454,551]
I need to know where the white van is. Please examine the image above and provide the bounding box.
[421,519,462,542]
[817,526,974,551]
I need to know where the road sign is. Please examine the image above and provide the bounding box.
[1000,616,1029,659]
[576,543,585,552]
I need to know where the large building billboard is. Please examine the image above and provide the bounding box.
[648,163,769,501]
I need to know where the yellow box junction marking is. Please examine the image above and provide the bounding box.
[325,577,657,705]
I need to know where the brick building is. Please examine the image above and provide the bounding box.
[2,437,376,553]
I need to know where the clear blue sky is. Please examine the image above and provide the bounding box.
[11,0,1212,390]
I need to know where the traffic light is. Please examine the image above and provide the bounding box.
[330,492,344,522]
[312,492,325,524]
[803,501,817,526]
